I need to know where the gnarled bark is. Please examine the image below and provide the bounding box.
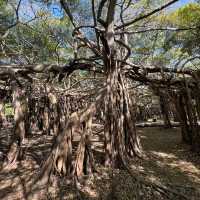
[39,100,98,183]
[104,65,142,168]
[5,86,26,165]
[74,114,94,178]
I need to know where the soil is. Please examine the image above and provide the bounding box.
[0,124,200,200]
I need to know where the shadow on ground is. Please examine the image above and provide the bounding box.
[134,127,200,188]
[0,124,200,199]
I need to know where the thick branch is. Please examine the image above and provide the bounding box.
[115,26,200,35]
[60,0,77,28]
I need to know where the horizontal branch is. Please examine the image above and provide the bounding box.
[121,60,197,76]
[0,62,98,82]
[60,0,77,28]
[115,26,199,35]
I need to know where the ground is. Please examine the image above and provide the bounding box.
[0,125,200,200]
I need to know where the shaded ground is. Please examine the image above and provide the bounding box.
[0,125,200,199]
[135,128,200,187]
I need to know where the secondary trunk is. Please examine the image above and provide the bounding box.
[184,82,200,152]
[6,86,25,165]
[40,101,97,182]
[74,114,94,178]
[159,94,172,128]
[0,99,5,129]
[174,94,192,144]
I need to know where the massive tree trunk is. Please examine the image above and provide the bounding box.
[101,0,141,168]
[104,64,142,168]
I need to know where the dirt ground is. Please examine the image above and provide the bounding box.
[0,125,200,200]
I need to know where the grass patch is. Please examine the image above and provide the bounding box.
[4,103,14,116]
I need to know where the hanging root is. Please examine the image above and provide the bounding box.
[3,141,20,168]
[34,93,102,186]
[74,111,95,179]
[38,112,79,183]
[104,71,143,168]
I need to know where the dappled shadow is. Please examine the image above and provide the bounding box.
[133,127,200,189]
[0,123,13,158]
[0,124,200,199]
[0,123,106,200]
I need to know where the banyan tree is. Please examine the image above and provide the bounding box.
[0,0,200,198]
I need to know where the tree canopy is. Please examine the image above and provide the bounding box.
[0,1,200,199]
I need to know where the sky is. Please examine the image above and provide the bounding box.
[171,0,194,9]
[19,0,196,21]
[48,0,196,17]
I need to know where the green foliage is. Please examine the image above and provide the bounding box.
[163,3,200,55]
[169,3,200,27]
[4,103,14,116]
[0,1,74,64]
[0,1,14,32]
[0,0,198,71]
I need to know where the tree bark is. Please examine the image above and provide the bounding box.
[40,101,97,181]
[74,115,94,178]
[0,99,5,129]
[184,81,200,152]
[102,0,142,168]
[104,65,142,168]
[174,94,192,144]
[6,86,25,165]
